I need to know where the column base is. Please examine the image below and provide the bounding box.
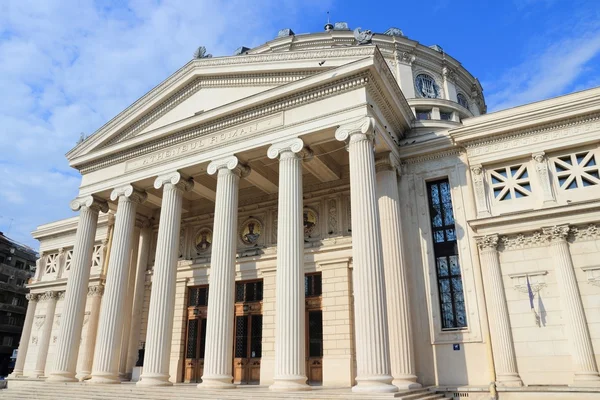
[392,376,422,390]
[571,372,600,387]
[30,371,46,379]
[496,372,523,387]
[47,371,79,382]
[7,371,23,379]
[87,372,121,384]
[270,375,310,391]
[353,375,398,393]
[198,374,235,389]
[75,372,91,382]
[136,372,173,387]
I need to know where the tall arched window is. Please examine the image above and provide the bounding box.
[457,93,469,109]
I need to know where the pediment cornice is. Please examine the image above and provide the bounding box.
[67,47,380,161]
[72,48,412,174]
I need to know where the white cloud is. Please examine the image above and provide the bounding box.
[0,0,330,248]
[484,29,600,111]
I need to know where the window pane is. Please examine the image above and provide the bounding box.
[186,319,198,358]
[250,315,262,358]
[199,318,207,359]
[235,283,245,302]
[235,316,248,358]
[437,257,449,277]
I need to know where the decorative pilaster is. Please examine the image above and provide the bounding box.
[76,285,104,380]
[33,291,59,378]
[119,226,141,380]
[470,165,491,218]
[8,293,39,378]
[475,235,523,387]
[543,225,600,386]
[335,117,397,393]
[532,152,556,204]
[126,221,152,375]
[267,138,310,391]
[199,156,248,389]
[138,172,193,386]
[375,153,420,390]
[90,185,147,384]
[48,196,108,382]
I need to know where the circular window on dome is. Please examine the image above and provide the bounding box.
[415,74,440,99]
[457,93,469,109]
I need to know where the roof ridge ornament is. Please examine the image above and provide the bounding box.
[353,27,373,45]
[193,46,212,59]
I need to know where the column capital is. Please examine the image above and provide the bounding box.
[267,138,306,160]
[207,156,250,177]
[375,152,400,174]
[154,171,194,192]
[26,293,40,302]
[335,116,375,143]
[542,225,570,243]
[70,195,109,213]
[476,234,500,251]
[110,184,147,204]
[41,291,58,301]
[532,152,546,163]
[471,164,484,175]
[87,285,105,297]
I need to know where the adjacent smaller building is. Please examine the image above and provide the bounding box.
[0,232,37,376]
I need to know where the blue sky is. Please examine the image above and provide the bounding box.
[0,0,599,249]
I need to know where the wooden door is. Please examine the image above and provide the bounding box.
[305,273,323,385]
[183,286,208,383]
[233,314,262,384]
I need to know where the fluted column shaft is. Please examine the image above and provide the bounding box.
[119,227,141,380]
[9,293,39,377]
[544,226,600,386]
[76,285,104,380]
[33,291,58,377]
[90,185,146,384]
[49,196,108,382]
[476,235,522,387]
[375,156,420,390]
[126,225,152,374]
[138,172,192,386]
[268,139,309,391]
[200,156,246,389]
[335,117,396,393]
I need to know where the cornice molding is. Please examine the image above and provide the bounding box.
[78,73,371,174]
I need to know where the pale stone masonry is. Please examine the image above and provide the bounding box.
[8,26,600,400]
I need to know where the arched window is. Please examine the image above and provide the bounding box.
[415,74,440,98]
[457,93,469,109]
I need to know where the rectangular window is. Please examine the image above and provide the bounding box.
[440,111,453,121]
[15,261,24,269]
[427,179,467,330]
[187,286,209,307]
[0,256,5,264]
[2,336,13,346]
[305,273,322,298]
[308,311,323,357]
[416,109,432,120]
[235,281,263,303]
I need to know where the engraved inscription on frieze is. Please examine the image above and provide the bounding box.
[125,113,284,172]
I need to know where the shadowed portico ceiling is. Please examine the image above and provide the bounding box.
[67,46,413,174]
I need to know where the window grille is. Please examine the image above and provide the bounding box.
[490,164,531,201]
[553,151,600,190]
[45,253,58,274]
[427,179,467,329]
[64,250,73,271]
[305,273,322,298]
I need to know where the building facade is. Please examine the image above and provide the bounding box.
[7,26,600,398]
[0,232,37,376]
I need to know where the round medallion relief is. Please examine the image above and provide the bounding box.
[195,227,213,253]
[303,208,318,238]
[240,218,262,245]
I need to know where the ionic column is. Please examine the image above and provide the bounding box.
[8,293,39,378]
[268,138,310,391]
[476,235,523,387]
[335,117,397,393]
[375,153,420,390]
[543,225,600,386]
[126,221,152,375]
[199,156,248,389]
[138,172,192,386]
[118,226,141,380]
[48,196,108,382]
[75,284,104,381]
[32,291,58,378]
[89,185,147,384]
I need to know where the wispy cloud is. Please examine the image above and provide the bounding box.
[484,28,600,111]
[0,0,329,247]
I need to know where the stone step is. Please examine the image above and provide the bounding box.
[1,382,443,400]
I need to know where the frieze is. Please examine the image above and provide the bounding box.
[500,232,548,250]
[570,224,600,241]
[498,223,600,251]
[466,114,600,158]
[80,74,369,174]
[125,113,284,172]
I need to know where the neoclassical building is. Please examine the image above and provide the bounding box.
[6,25,600,399]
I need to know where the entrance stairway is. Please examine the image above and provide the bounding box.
[1,381,447,400]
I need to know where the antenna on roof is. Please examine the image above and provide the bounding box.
[324,11,334,32]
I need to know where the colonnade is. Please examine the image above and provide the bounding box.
[12,117,421,393]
